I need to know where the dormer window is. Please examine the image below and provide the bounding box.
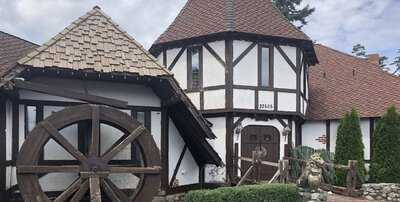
[188,46,202,90]
[259,45,272,87]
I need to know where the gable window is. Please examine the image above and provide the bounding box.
[260,46,272,87]
[188,46,202,90]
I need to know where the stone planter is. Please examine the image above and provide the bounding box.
[362,183,400,201]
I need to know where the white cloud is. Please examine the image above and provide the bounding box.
[302,0,400,67]
[0,0,186,48]
[0,0,399,68]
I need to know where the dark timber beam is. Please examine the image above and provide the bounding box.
[160,107,169,193]
[168,47,186,70]
[275,45,297,72]
[233,42,257,67]
[0,100,6,201]
[203,44,226,67]
[326,120,331,151]
[13,79,128,108]
[169,145,187,187]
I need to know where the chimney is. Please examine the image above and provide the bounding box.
[367,54,380,65]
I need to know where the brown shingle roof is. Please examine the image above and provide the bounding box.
[0,31,38,77]
[307,44,400,120]
[153,0,310,45]
[18,6,170,77]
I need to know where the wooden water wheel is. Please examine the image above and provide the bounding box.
[16,104,161,202]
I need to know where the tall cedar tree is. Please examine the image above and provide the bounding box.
[370,107,400,182]
[272,0,315,28]
[334,109,366,186]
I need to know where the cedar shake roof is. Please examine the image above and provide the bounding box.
[307,44,400,120]
[0,31,38,77]
[18,6,170,77]
[153,0,310,45]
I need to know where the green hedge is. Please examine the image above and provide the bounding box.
[184,183,299,202]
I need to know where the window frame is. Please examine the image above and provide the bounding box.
[258,44,274,88]
[187,46,203,90]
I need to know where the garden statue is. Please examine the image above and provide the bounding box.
[297,153,325,192]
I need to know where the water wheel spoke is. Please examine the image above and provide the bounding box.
[89,106,100,157]
[101,179,121,202]
[54,178,82,202]
[41,121,88,163]
[102,125,146,162]
[89,176,102,202]
[70,179,89,202]
[102,178,130,201]
[109,166,161,174]
[17,165,80,174]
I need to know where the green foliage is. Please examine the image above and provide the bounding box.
[391,49,400,75]
[370,106,400,183]
[290,146,335,185]
[184,183,299,202]
[352,44,366,58]
[379,56,388,68]
[334,109,366,186]
[272,0,315,28]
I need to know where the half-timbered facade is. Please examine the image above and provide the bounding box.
[149,0,400,185]
[0,7,222,201]
[149,0,317,184]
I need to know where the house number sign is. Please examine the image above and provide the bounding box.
[259,103,274,110]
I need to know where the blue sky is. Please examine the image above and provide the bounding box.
[1,0,399,69]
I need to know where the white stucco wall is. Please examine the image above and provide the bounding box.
[258,90,275,111]
[205,117,226,183]
[233,89,255,109]
[304,119,371,160]
[302,121,326,150]
[277,92,297,112]
[168,118,199,185]
[233,40,251,61]
[204,89,225,109]
[233,41,257,86]
[168,48,187,89]
[203,41,225,87]
[151,111,162,150]
[274,46,297,89]
[187,92,200,109]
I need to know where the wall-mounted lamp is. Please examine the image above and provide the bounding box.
[234,122,243,142]
[282,126,292,142]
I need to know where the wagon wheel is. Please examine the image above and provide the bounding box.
[16,104,161,202]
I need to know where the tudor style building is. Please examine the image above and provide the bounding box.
[150,0,400,184]
[0,7,222,201]
[150,0,317,183]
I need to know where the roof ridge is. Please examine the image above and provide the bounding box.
[225,0,236,31]
[93,8,170,74]
[0,30,39,47]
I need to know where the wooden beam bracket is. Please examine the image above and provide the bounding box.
[13,79,128,108]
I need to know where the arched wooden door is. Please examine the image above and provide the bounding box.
[241,125,280,181]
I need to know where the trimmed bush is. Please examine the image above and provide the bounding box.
[334,109,366,186]
[370,106,400,183]
[184,183,299,202]
[290,146,335,185]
